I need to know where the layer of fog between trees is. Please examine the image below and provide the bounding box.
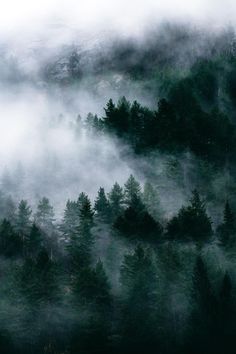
[0,24,234,220]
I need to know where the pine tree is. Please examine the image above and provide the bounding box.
[15,200,32,249]
[119,245,159,352]
[68,194,94,271]
[77,192,88,211]
[188,256,218,354]
[129,100,143,149]
[35,197,55,231]
[94,187,111,221]
[124,174,141,207]
[103,99,116,131]
[217,201,236,247]
[167,189,212,242]
[0,219,22,257]
[115,96,131,135]
[217,272,235,353]
[19,248,58,304]
[108,182,124,220]
[142,182,162,220]
[73,260,111,307]
[60,200,79,241]
[26,223,42,258]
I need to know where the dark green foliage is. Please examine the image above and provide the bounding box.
[103,97,131,136]
[226,62,236,106]
[18,248,58,304]
[115,204,163,242]
[0,182,236,354]
[119,245,159,353]
[187,256,218,354]
[99,86,236,163]
[67,194,94,271]
[94,187,111,221]
[0,219,22,257]
[192,59,219,104]
[26,223,42,258]
[108,182,124,220]
[217,201,236,247]
[167,190,212,242]
[72,260,111,307]
[124,174,141,206]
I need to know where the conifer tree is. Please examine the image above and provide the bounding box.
[35,197,55,231]
[15,200,32,249]
[124,174,141,207]
[26,223,42,258]
[188,256,218,354]
[142,182,162,220]
[94,187,111,221]
[119,245,159,352]
[167,189,212,242]
[60,200,79,241]
[68,194,94,271]
[217,201,236,247]
[108,182,124,220]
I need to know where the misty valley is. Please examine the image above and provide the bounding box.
[1,23,236,354]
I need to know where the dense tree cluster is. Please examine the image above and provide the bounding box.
[3,27,236,354]
[86,93,235,165]
[0,174,234,353]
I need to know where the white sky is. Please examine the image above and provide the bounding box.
[0,0,235,40]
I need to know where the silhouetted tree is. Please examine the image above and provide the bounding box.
[167,190,212,242]
[108,182,124,220]
[217,201,236,247]
[94,188,111,221]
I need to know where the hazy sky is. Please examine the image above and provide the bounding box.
[1,0,235,41]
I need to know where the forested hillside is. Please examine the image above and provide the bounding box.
[0,23,236,354]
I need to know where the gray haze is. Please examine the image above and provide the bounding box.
[0,0,234,216]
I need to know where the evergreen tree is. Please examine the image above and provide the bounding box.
[35,197,55,231]
[73,259,111,307]
[26,223,42,258]
[19,248,58,304]
[68,194,94,271]
[70,260,112,354]
[15,200,32,247]
[94,187,111,221]
[142,182,162,220]
[108,182,124,220]
[217,272,235,353]
[217,201,236,247]
[0,219,22,257]
[129,100,143,149]
[124,174,141,207]
[77,192,89,211]
[167,189,212,242]
[115,202,163,241]
[119,245,159,353]
[103,98,116,131]
[187,256,218,354]
[103,97,131,136]
[60,200,79,241]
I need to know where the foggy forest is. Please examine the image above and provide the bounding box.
[1,1,236,353]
